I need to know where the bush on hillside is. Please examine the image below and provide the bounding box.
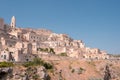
[43,62,53,69]
[37,47,55,54]
[71,69,75,73]
[0,61,14,67]
[77,67,85,75]
[58,53,67,56]
[23,58,53,70]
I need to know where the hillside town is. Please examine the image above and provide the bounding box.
[0,16,120,80]
[0,16,110,62]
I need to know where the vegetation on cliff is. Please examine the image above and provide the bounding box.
[0,61,14,67]
[23,58,53,70]
[37,47,55,54]
[58,52,68,56]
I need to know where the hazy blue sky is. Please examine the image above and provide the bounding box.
[0,0,120,54]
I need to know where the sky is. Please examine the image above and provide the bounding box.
[0,0,120,54]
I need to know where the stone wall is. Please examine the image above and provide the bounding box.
[0,18,4,30]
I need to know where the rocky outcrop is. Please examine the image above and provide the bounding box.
[12,66,50,80]
[0,67,13,80]
[0,66,50,80]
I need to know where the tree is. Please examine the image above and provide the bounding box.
[49,48,55,54]
[104,65,111,80]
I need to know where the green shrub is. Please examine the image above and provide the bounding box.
[71,69,75,73]
[23,58,44,67]
[43,62,53,69]
[80,67,84,71]
[23,61,34,67]
[0,61,14,67]
[33,58,44,65]
[32,74,39,79]
[59,53,67,56]
[37,47,55,54]
[77,67,85,75]
[88,61,96,66]
[89,77,103,80]
[23,58,53,70]
[49,48,55,54]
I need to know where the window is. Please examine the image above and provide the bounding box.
[4,55,6,59]
[83,56,85,58]
[26,59,29,62]
[22,44,24,48]
[89,56,91,58]
[33,40,35,42]
[105,57,107,59]
[18,35,20,38]
[1,55,3,58]
[10,52,13,54]
[12,58,15,61]
[95,57,98,59]
[10,45,12,47]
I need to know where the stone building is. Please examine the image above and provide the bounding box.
[0,16,110,62]
[83,48,109,59]
[10,16,16,28]
[0,50,11,61]
[0,18,4,30]
[9,31,22,40]
[0,37,17,48]
[23,32,49,42]
[0,48,21,62]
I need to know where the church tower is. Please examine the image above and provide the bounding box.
[11,16,16,28]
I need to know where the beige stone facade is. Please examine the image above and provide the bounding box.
[0,48,21,62]
[23,32,49,42]
[0,16,110,62]
[0,18,4,30]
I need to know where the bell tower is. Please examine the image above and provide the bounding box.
[11,16,16,28]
